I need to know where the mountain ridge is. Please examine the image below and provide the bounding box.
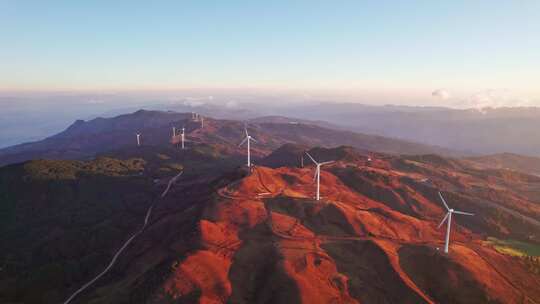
[0,109,467,167]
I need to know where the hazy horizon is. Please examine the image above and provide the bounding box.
[2,1,540,149]
[2,1,540,108]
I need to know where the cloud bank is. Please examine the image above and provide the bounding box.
[432,89,451,100]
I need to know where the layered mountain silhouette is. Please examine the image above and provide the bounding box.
[0,110,539,304]
[0,110,464,167]
[265,104,540,157]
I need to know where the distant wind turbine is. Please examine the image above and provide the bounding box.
[305,152,334,201]
[172,127,176,138]
[136,133,141,147]
[181,126,185,149]
[200,116,204,128]
[437,192,474,254]
[239,125,257,167]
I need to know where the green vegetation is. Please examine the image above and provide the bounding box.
[167,163,184,170]
[484,237,540,257]
[22,157,145,180]
[156,153,171,160]
[0,157,153,303]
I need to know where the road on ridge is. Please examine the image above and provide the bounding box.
[62,170,183,304]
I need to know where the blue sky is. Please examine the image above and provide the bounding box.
[1,1,539,104]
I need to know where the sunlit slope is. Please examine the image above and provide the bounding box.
[152,147,540,304]
[1,144,539,303]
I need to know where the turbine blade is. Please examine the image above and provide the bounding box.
[305,152,318,164]
[453,210,474,216]
[320,160,335,166]
[250,137,258,143]
[437,213,450,228]
[438,192,451,211]
[313,167,318,181]
[238,137,248,147]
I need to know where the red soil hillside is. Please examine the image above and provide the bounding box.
[149,150,540,304]
[3,144,539,304]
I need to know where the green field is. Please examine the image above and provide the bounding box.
[485,237,540,257]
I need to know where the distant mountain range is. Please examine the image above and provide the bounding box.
[3,95,540,157]
[261,104,540,157]
[156,102,540,157]
[0,110,464,167]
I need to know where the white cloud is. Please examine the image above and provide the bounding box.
[86,99,105,104]
[225,100,238,108]
[183,100,205,107]
[467,89,534,109]
[432,89,450,100]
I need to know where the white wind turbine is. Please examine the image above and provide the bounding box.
[181,126,185,149]
[305,152,334,201]
[437,192,474,254]
[136,133,141,146]
[239,125,256,167]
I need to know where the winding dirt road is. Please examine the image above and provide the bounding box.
[62,170,183,304]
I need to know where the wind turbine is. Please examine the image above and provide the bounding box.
[181,126,185,149]
[172,127,176,138]
[136,133,141,146]
[239,126,256,167]
[437,192,474,254]
[200,116,204,128]
[305,152,334,201]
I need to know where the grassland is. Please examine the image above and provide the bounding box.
[484,237,540,257]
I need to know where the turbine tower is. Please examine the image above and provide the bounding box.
[239,126,257,167]
[305,152,334,201]
[136,133,141,146]
[200,116,204,128]
[172,126,176,138]
[181,127,185,149]
[437,192,474,254]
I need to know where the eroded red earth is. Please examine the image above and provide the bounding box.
[152,153,540,304]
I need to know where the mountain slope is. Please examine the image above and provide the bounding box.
[1,144,539,304]
[463,153,540,176]
[0,110,466,167]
